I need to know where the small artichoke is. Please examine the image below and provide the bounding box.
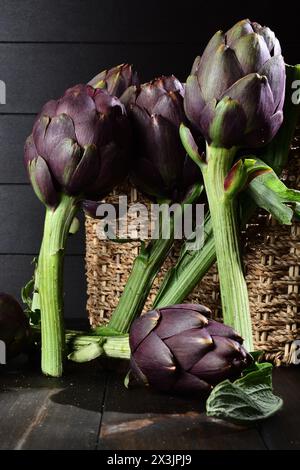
[184,19,286,148]
[122,76,201,201]
[130,304,252,395]
[88,63,139,98]
[24,84,131,207]
[0,293,30,360]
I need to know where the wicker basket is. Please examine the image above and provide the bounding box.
[85,129,300,365]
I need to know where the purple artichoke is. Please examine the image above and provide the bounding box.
[130,304,252,395]
[24,83,131,377]
[122,76,201,201]
[24,84,131,207]
[88,63,139,98]
[0,293,30,359]
[184,19,286,148]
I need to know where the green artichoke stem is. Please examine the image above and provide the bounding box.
[67,332,130,359]
[108,186,202,334]
[39,193,80,376]
[202,145,253,351]
[102,335,131,359]
[107,212,176,334]
[33,327,131,361]
[153,216,215,308]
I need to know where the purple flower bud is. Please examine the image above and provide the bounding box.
[24,85,131,207]
[130,304,252,395]
[123,76,201,201]
[184,19,286,148]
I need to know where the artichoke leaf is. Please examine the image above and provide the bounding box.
[244,157,300,224]
[206,361,283,423]
[21,258,41,325]
[179,123,206,168]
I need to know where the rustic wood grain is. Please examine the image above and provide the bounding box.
[258,367,300,449]
[0,115,35,183]
[1,360,299,450]
[0,361,106,450]
[98,362,267,450]
[0,0,294,50]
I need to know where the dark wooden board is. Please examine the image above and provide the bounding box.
[0,43,201,114]
[0,115,35,183]
[1,360,300,450]
[98,363,266,450]
[0,185,85,254]
[0,361,106,450]
[0,0,297,48]
[0,255,87,318]
[258,367,300,450]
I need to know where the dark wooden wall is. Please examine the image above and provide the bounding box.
[0,0,298,318]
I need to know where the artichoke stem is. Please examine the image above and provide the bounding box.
[154,216,215,308]
[108,186,202,334]
[39,193,79,376]
[102,335,131,359]
[108,219,175,333]
[203,145,253,351]
[66,332,130,360]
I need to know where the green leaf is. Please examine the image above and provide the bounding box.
[248,350,264,364]
[206,362,283,424]
[224,159,248,198]
[179,123,206,168]
[21,259,41,325]
[68,341,104,363]
[21,277,34,312]
[246,158,300,225]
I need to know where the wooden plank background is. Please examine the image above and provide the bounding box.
[0,0,298,317]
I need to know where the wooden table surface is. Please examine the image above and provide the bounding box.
[0,358,299,450]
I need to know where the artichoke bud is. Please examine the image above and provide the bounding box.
[25,84,131,204]
[184,19,286,149]
[224,159,248,198]
[125,76,201,201]
[130,304,252,395]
